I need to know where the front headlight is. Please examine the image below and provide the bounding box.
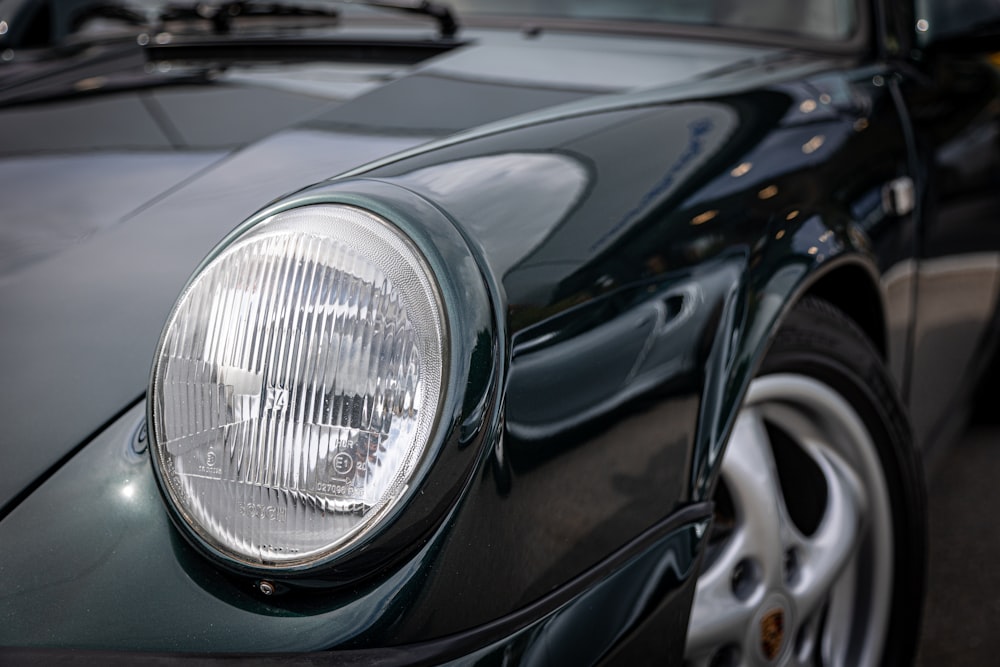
[149,204,446,569]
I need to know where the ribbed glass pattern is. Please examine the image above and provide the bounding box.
[150,205,444,567]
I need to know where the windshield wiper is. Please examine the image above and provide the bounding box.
[0,0,459,52]
[159,1,340,35]
[160,1,458,39]
[355,1,458,39]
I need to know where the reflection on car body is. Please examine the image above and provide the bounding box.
[1,0,1000,665]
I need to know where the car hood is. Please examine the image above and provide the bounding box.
[0,26,787,512]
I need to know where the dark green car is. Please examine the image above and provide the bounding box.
[0,0,996,664]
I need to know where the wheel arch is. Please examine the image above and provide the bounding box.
[685,291,924,667]
[689,250,892,502]
[801,261,887,360]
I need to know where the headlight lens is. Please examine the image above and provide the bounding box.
[150,204,445,568]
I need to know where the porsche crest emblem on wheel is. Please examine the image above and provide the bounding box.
[760,608,785,661]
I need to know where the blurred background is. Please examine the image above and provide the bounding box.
[916,395,1000,665]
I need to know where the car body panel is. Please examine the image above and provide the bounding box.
[0,27,785,517]
[0,399,709,661]
[362,59,914,506]
[2,45,912,652]
[1,1,1000,660]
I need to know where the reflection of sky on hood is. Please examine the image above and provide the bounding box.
[394,152,589,277]
[0,151,222,278]
[388,103,739,307]
[0,127,432,282]
[418,31,776,92]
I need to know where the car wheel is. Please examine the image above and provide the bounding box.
[684,297,925,666]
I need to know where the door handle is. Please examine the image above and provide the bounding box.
[882,176,915,216]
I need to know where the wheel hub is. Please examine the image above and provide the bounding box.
[751,593,794,664]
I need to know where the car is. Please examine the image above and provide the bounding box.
[1,0,998,664]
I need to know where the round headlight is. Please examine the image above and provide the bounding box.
[149,204,446,569]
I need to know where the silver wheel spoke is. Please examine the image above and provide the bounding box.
[685,531,758,655]
[686,408,785,657]
[722,407,787,587]
[791,608,825,666]
[820,558,860,667]
[790,446,865,618]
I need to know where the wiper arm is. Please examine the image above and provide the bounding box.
[353,1,458,39]
[156,1,458,39]
[159,1,340,35]
[0,0,458,51]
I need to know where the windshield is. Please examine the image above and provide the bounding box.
[450,0,857,41]
[0,0,859,49]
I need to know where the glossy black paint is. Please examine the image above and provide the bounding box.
[0,26,771,518]
[0,396,709,659]
[0,24,779,658]
[1,1,999,661]
[333,58,918,638]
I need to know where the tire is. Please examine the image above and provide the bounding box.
[684,297,926,666]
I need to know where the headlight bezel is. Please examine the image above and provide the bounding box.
[147,180,500,579]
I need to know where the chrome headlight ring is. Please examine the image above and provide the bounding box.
[147,183,494,575]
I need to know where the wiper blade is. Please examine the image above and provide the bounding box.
[158,1,458,39]
[0,0,458,52]
[159,1,340,35]
[353,1,458,39]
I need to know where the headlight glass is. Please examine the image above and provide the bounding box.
[150,205,445,568]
